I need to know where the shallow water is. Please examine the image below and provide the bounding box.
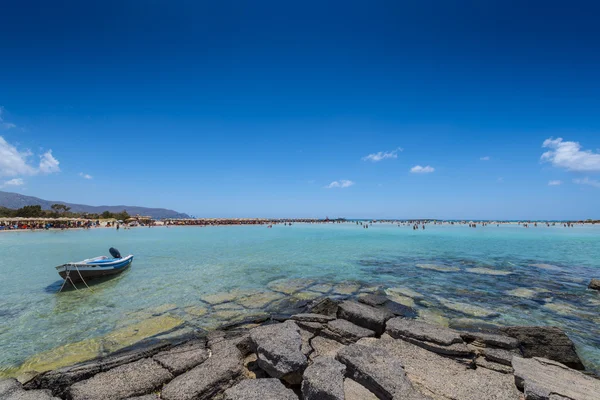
[1,223,599,375]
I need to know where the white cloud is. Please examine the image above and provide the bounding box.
[79,172,93,180]
[0,136,61,177]
[480,156,490,161]
[362,147,403,162]
[1,178,25,188]
[0,106,16,130]
[410,165,435,174]
[325,180,355,189]
[541,137,600,172]
[548,180,562,186]
[573,177,600,188]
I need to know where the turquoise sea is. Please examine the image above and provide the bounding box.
[1,223,599,375]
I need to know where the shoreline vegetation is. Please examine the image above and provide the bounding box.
[2,293,599,400]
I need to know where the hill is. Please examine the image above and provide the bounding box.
[0,191,189,219]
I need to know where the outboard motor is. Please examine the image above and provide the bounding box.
[109,247,122,259]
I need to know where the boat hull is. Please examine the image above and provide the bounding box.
[57,255,133,283]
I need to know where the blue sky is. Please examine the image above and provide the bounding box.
[1,1,599,219]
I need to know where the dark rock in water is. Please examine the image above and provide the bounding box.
[67,358,173,400]
[382,300,417,319]
[309,298,339,317]
[24,341,173,397]
[152,340,209,375]
[291,313,336,324]
[358,294,388,307]
[513,357,600,400]
[224,379,298,400]
[337,301,394,335]
[0,378,60,399]
[321,319,376,345]
[500,326,585,370]
[248,320,308,384]
[302,357,346,400]
[589,279,600,291]
[336,343,429,400]
[161,337,244,400]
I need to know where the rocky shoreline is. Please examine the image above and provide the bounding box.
[2,295,598,400]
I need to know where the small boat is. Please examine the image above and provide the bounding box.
[56,247,133,283]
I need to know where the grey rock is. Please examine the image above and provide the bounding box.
[387,318,463,346]
[302,357,346,400]
[336,343,429,400]
[500,326,585,370]
[513,356,600,400]
[357,294,388,306]
[309,336,346,361]
[382,300,417,318]
[161,339,244,400]
[475,356,514,374]
[344,378,378,400]
[153,340,209,375]
[249,320,308,384]
[67,358,173,400]
[321,319,376,344]
[482,347,518,366]
[291,313,336,323]
[588,278,600,291]
[337,301,393,335]
[23,341,171,397]
[0,378,59,400]
[357,336,521,399]
[309,298,339,317]
[208,330,252,357]
[293,320,325,334]
[298,327,316,357]
[460,331,519,349]
[223,379,298,400]
[125,395,160,400]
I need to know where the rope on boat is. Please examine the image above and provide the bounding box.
[58,264,93,293]
[74,265,94,292]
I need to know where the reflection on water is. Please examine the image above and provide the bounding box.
[1,223,599,375]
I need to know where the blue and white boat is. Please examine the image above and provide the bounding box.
[56,248,133,283]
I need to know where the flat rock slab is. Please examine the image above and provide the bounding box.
[337,301,393,335]
[125,395,160,400]
[386,318,463,346]
[358,294,388,306]
[153,340,209,375]
[310,336,346,361]
[224,379,298,400]
[499,326,585,370]
[460,331,519,349]
[344,378,378,400]
[382,300,418,318]
[68,358,173,400]
[336,343,430,400]
[249,320,308,384]
[302,357,346,400]
[291,313,336,323]
[0,378,59,400]
[161,340,243,400]
[359,336,521,400]
[513,357,600,400]
[322,319,376,344]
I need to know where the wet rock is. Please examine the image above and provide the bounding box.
[337,301,393,335]
[309,298,339,317]
[465,267,512,276]
[417,309,450,327]
[386,318,473,358]
[358,336,521,399]
[499,326,585,370]
[504,288,549,299]
[302,357,346,400]
[321,319,376,344]
[310,283,333,293]
[237,291,285,308]
[152,340,209,375]
[0,378,60,400]
[161,338,244,400]
[382,300,417,318]
[200,289,255,305]
[386,287,424,299]
[336,343,429,400]
[343,378,378,400]
[449,317,500,331]
[460,331,519,350]
[385,292,415,308]
[309,336,346,360]
[223,378,298,400]
[249,320,308,384]
[67,358,173,400]
[435,297,500,318]
[588,279,600,291]
[513,357,600,400]
[332,282,361,295]
[357,294,388,306]
[290,313,336,323]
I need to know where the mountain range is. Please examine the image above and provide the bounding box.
[0,190,189,219]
